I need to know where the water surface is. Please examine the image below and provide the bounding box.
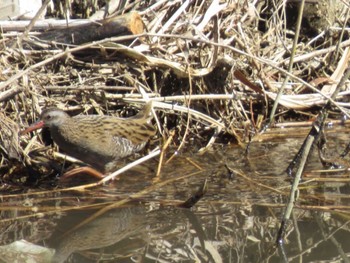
[1,125,350,262]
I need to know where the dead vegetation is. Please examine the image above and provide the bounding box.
[0,0,349,184]
[1,2,350,261]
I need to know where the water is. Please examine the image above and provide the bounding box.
[1,125,350,262]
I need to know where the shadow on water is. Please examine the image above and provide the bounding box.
[1,125,350,262]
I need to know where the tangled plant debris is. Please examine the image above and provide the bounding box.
[0,0,349,185]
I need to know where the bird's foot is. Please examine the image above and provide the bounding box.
[60,166,105,181]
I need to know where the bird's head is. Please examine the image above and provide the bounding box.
[40,108,69,128]
[21,108,69,134]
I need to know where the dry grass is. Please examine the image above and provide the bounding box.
[0,0,349,184]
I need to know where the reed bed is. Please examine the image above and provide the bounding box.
[0,0,349,184]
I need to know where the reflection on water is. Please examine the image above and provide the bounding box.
[51,205,208,262]
[1,125,350,262]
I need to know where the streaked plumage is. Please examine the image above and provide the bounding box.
[22,103,155,173]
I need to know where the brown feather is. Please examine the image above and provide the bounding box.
[29,102,156,173]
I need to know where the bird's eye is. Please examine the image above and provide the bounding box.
[46,114,52,120]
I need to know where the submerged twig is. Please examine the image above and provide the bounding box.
[277,64,350,244]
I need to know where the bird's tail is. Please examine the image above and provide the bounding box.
[133,101,153,120]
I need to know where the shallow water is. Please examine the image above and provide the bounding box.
[1,125,350,262]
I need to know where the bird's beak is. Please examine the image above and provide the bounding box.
[20,120,45,135]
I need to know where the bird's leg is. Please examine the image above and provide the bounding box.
[60,167,105,181]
